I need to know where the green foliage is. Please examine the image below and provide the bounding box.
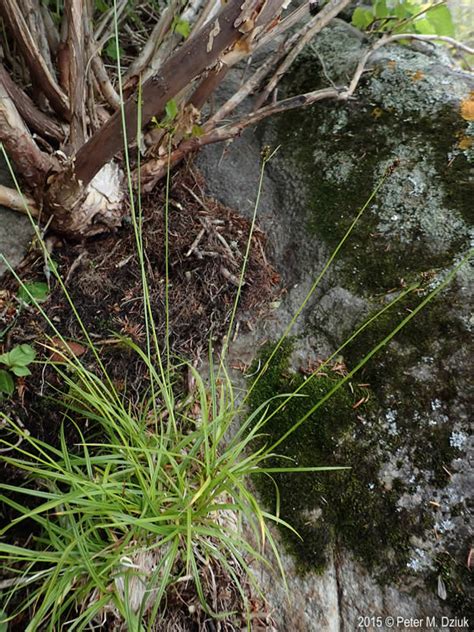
[172,16,191,39]
[104,38,124,61]
[95,0,110,12]
[164,98,178,122]
[352,0,455,37]
[18,281,49,305]
[0,344,36,397]
[0,341,325,629]
[0,370,14,397]
[151,99,179,131]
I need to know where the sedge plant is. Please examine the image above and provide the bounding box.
[0,7,472,628]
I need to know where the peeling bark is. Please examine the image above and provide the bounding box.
[0,0,70,118]
[71,0,279,188]
[63,0,86,148]
[0,80,57,187]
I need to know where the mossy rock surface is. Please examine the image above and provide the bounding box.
[247,341,423,576]
[257,22,473,621]
[198,20,473,629]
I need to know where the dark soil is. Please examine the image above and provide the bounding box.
[1,166,278,441]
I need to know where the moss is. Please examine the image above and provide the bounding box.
[432,552,474,621]
[247,341,419,575]
[270,63,472,296]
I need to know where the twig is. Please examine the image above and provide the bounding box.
[182,182,238,262]
[220,265,242,286]
[254,0,353,108]
[340,32,474,100]
[94,0,128,42]
[186,227,206,257]
[123,0,180,87]
[209,0,348,125]
[138,87,339,190]
[0,80,57,187]
[65,252,85,284]
[377,33,474,56]
[0,62,64,141]
[90,49,120,109]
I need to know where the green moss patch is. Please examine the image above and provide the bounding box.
[247,341,421,575]
[268,46,473,296]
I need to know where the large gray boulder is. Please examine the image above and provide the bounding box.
[198,20,473,631]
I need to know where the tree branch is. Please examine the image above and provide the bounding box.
[122,0,180,90]
[140,25,473,190]
[0,183,39,216]
[339,32,474,100]
[70,0,286,189]
[138,86,340,190]
[254,0,352,109]
[40,3,60,58]
[0,62,64,141]
[63,0,86,147]
[0,0,70,118]
[0,80,57,187]
[375,33,474,56]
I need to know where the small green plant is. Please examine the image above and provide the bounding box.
[1,342,319,629]
[0,344,35,397]
[172,16,191,39]
[352,0,455,37]
[18,281,49,305]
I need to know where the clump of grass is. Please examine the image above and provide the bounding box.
[0,145,332,630]
[0,339,311,630]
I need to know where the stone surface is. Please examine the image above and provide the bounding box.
[0,156,34,277]
[198,20,473,631]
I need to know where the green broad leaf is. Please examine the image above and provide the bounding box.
[6,344,36,367]
[10,365,32,377]
[105,39,123,61]
[418,5,455,37]
[95,0,110,14]
[19,281,49,304]
[374,0,389,19]
[174,18,191,39]
[165,99,179,122]
[413,16,437,35]
[352,7,374,30]
[0,369,14,396]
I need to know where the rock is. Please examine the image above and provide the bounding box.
[198,19,473,630]
[0,156,34,277]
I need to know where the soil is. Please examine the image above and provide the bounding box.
[0,166,279,630]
